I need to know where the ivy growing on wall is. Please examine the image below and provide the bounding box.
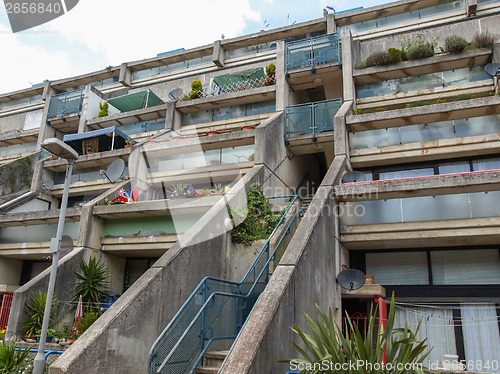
[230,185,285,245]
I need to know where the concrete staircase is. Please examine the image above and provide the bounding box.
[194,350,229,374]
[300,194,314,211]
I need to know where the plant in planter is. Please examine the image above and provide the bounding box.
[36,328,56,343]
[74,258,110,313]
[471,31,495,49]
[54,323,74,343]
[441,35,469,54]
[264,63,276,86]
[19,291,59,340]
[183,80,204,100]
[401,33,437,60]
[169,183,186,199]
[124,138,134,148]
[98,102,109,118]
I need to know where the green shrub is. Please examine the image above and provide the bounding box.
[471,31,495,49]
[354,61,367,69]
[230,186,285,244]
[443,35,469,54]
[401,34,436,60]
[74,258,110,312]
[19,291,59,338]
[97,101,109,117]
[388,47,405,63]
[265,63,276,85]
[0,339,31,374]
[365,51,394,67]
[406,98,445,108]
[282,294,433,374]
[455,93,474,101]
[75,312,100,336]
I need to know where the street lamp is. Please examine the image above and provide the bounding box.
[33,138,78,374]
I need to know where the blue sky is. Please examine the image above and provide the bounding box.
[0,0,391,93]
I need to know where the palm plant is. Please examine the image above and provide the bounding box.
[74,258,110,312]
[0,339,31,374]
[19,291,58,338]
[284,294,433,374]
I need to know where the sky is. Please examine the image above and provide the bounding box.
[0,0,391,94]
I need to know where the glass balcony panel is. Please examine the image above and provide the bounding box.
[181,110,212,126]
[203,149,221,166]
[472,157,500,171]
[379,167,434,180]
[347,19,377,33]
[454,115,500,138]
[340,199,402,226]
[350,127,400,149]
[246,100,276,116]
[315,100,340,132]
[469,190,500,218]
[156,154,183,172]
[400,121,455,143]
[286,104,312,134]
[312,34,340,65]
[287,40,312,70]
[0,222,79,243]
[212,105,246,122]
[376,11,420,28]
[182,152,207,168]
[439,161,471,174]
[0,142,37,157]
[221,145,255,164]
[402,194,471,222]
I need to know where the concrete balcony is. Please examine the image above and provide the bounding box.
[346,96,500,132]
[86,103,168,130]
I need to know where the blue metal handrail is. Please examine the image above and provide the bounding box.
[46,89,84,122]
[285,98,342,142]
[149,195,301,374]
[285,33,341,76]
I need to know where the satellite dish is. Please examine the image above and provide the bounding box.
[60,235,74,255]
[103,159,125,183]
[337,269,366,291]
[168,88,183,100]
[342,171,366,183]
[485,63,500,77]
[42,180,54,190]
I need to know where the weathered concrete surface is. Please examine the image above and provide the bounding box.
[48,166,266,373]
[221,156,348,374]
[335,170,500,201]
[5,246,86,341]
[346,96,500,131]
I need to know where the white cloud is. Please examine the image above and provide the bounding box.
[47,0,261,65]
[0,24,83,92]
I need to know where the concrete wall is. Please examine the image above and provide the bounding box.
[48,166,266,373]
[0,153,38,196]
[0,257,23,286]
[357,15,500,63]
[221,156,348,374]
[5,246,87,340]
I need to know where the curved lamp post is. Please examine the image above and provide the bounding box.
[33,138,78,374]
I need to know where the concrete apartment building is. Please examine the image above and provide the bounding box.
[0,0,500,372]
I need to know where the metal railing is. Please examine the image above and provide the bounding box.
[285,33,341,76]
[47,90,84,121]
[285,98,342,142]
[148,195,301,374]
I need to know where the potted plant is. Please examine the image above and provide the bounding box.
[97,101,109,117]
[264,63,276,86]
[124,138,134,148]
[211,183,225,196]
[20,291,58,341]
[75,311,100,336]
[36,328,56,343]
[240,124,255,131]
[182,80,203,101]
[207,129,221,136]
[169,183,186,199]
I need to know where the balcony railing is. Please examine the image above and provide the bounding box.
[285,33,341,76]
[47,89,84,121]
[285,98,342,141]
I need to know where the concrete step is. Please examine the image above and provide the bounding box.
[194,366,220,374]
[204,350,228,367]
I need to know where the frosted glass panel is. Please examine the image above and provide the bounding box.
[350,127,400,149]
[469,191,500,218]
[403,194,471,222]
[366,252,429,285]
[183,152,207,168]
[454,115,500,138]
[379,168,434,180]
[204,150,222,166]
[0,222,79,243]
[472,157,500,171]
[0,142,36,157]
[400,122,455,143]
[340,199,402,225]
[221,145,254,164]
[439,162,470,174]
[431,249,500,285]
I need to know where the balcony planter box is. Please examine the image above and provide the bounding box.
[241,125,254,131]
[36,334,54,343]
[207,130,221,136]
